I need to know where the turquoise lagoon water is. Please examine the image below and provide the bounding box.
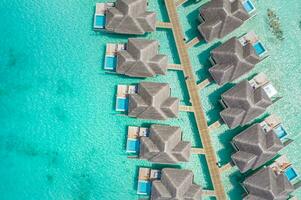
[0,0,300,199]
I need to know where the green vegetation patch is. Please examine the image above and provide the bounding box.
[267,9,284,40]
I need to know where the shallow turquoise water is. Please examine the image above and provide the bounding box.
[0,0,300,199]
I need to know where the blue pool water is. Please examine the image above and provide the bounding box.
[116,98,128,111]
[243,0,255,13]
[104,56,117,70]
[1,0,301,199]
[253,42,266,56]
[126,139,139,153]
[137,181,151,195]
[274,125,288,139]
[94,15,106,28]
[285,167,298,181]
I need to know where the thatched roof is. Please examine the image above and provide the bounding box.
[220,80,272,129]
[140,125,191,164]
[128,82,179,120]
[117,38,168,77]
[198,0,250,42]
[105,0,156,34]
[243,167,294,200]
[231,124,284,173]
[210,37,260,85]
[151,168,202,200]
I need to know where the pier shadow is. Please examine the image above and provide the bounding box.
[187,112,203,148]
[156,0,169,23]
[176,70,190,105]
[199,155,214,190]
[181,0,203,8]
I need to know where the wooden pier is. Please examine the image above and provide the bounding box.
[156,21,173,29]
[197,78,211,90]
[208,120,222,132]
[191,148,205,155]
[175,0,187,7]
[202,189,216,196]
[186,36,201,48]
[167,63,183,71]
[179,105,194,112]
[163,0,227,199]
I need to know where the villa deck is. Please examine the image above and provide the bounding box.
[239,31,268,58]
[115,84,137,112]
[270,155,299,182]
[126,126,148,154]
[137,168,161,195]
[163,0,227,199]
[94,3,114,30]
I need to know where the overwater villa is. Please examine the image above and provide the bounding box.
[209,32,267,85]
[220,73,278,129]
[231,115,288,173]
[126,124,191,164]
[115,82,179,120]
[242,166,295,200]
[137,168,202,199]
[198,0,256,42]
[94,0,156,34]
[104,38,168,77]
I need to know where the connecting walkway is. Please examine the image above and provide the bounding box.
[163,0,227,199]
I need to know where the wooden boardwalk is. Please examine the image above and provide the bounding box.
[163,0,227,199]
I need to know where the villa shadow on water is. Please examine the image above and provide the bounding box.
[196,42,221,82]
[227,170,246,200]
[185,8,201,41]
[206,83,234,125]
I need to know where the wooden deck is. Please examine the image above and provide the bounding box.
[163,0,227,199]
[219,162,233,173]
